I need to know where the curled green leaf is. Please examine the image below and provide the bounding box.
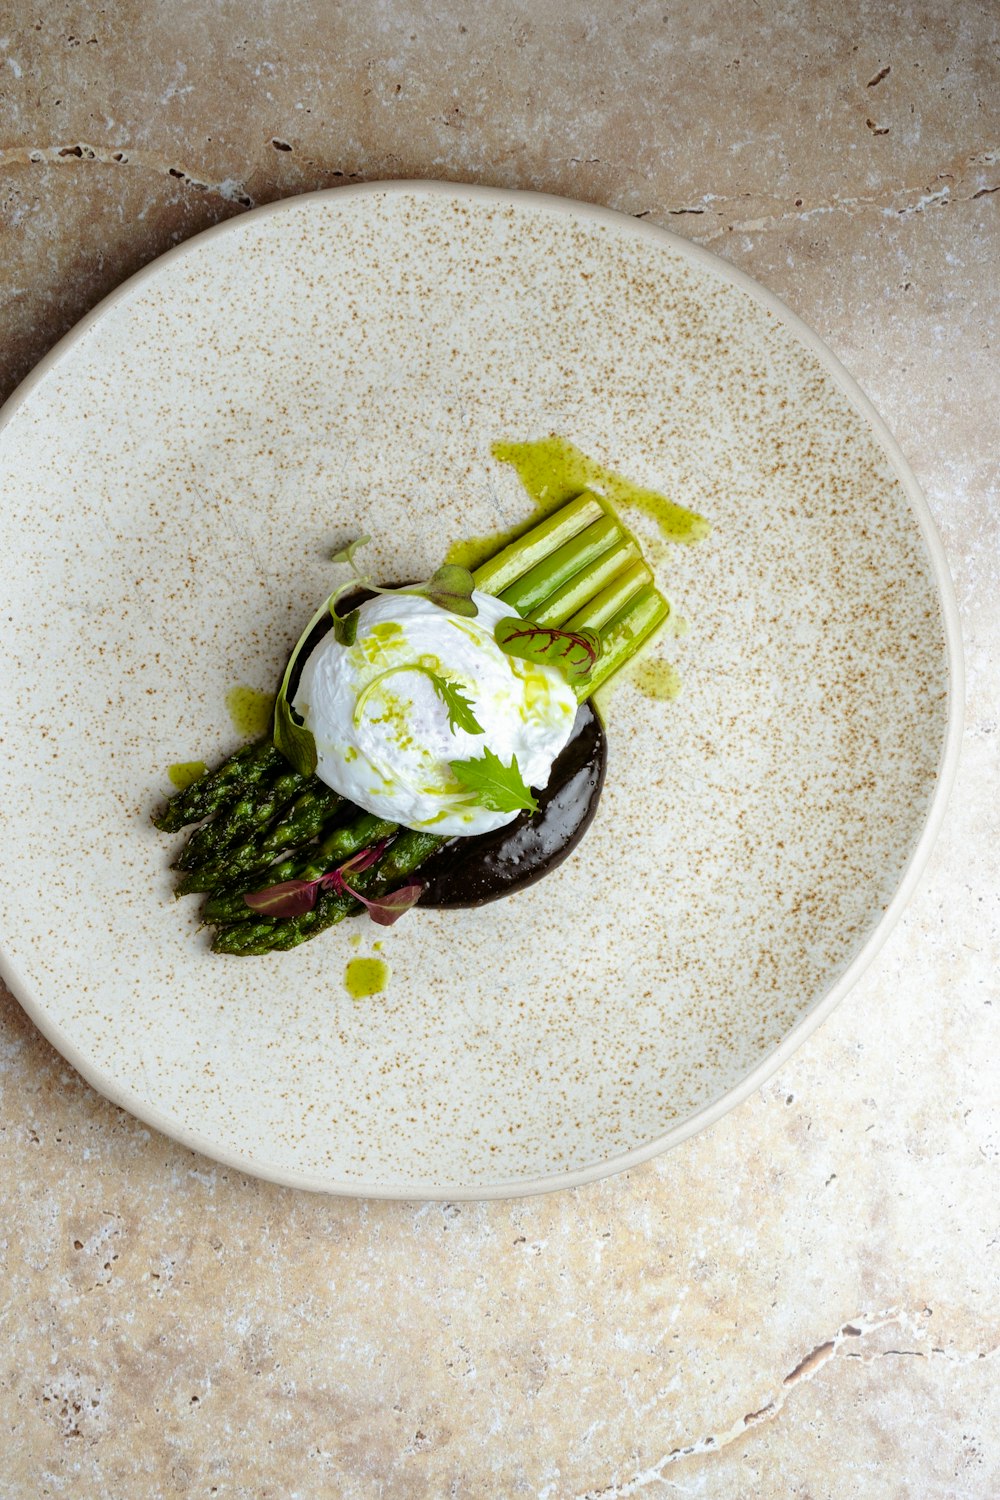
[273,696,317,779]
[333,606,360,646]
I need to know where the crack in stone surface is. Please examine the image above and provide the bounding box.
[574,1312,1000,1498]
[0,141,255,207]
[2,144,995,243]
[648,146,999,242]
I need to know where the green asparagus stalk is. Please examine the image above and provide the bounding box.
[212,829,447,955]
[174,764,304,878]
[201,812,399,925]
[180,782,343,896]
[153,739,282,831]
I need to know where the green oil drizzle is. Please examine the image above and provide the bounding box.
[167,760,207,791]
[446,437,709,573]
[226,685,274,739]
[345,956,390,1000]
[629,657,683,701]
[491,437,711,544]
[443,534,505,572]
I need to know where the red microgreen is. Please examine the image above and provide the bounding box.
[243,837,421,927]
[335,838,392,881]
[243,878,324,918]
[351,880,425,927]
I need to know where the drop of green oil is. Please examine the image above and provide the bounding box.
[226,685,274,739]
[345,956,390,1000]
[167,760,207,791]
[628,657,683,701]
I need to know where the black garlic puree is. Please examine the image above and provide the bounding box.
[292,587,608,909]
[418,698,606,907]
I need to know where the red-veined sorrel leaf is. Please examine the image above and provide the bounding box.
[493,617,601,684]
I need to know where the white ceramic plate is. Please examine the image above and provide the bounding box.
[0,183,961,1198]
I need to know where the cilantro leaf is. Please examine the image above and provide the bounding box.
[449,747,538,814]
[494,616,601,685]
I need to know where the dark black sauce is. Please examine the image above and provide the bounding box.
[291,585,607,907]
[418,700,607,907]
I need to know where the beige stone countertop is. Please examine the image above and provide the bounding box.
[1,3,997,1495]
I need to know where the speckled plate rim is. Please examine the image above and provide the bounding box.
[0,180,964,1200]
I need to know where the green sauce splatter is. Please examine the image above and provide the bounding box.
[345,956,390,1000]
[167,760,207,791]
[491,436,711,544]
[443,535,504,572]
[446,436,709,574]
[226,685,273,739]
[629,658,683,701]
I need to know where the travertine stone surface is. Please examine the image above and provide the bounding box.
[1,2,997,1495]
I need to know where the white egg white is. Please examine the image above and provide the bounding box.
[293,590,577,837]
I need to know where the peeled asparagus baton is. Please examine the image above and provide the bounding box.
[473,488,671,703]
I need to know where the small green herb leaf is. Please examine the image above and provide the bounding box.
[330,535,371,567]
[332,536,477,619]
[273,696,318,779]
[430,675,484,735]
[333,606,360,646]
[449,747,538,815]
[494,616,601,685]
[414,563,478,617]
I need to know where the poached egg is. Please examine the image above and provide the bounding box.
[293,590,577,837]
